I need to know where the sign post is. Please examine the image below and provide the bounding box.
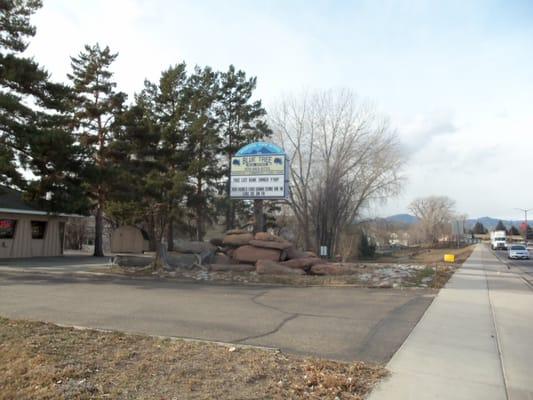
[230,142,289,232]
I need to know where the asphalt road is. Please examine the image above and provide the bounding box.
[492,247,533,285]
[0,265,434,363]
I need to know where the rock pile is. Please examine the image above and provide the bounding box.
[210,230,359,276]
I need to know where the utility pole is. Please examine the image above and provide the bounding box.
[515,208,531,246]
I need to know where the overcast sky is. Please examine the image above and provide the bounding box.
[25,0,533,220]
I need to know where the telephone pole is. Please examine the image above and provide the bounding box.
[515,208,532,245]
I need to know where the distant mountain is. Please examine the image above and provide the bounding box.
[465,217,524,231]
[382,214,525,230]
[385,214,419,225]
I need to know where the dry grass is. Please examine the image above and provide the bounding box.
[0,317,387,400]
[376,245,475,265]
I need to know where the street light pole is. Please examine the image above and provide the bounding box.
[515,208,532,246]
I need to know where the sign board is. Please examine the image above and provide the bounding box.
[320,246,328,257]
[230,142,288,200]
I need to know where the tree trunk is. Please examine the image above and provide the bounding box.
[167,217,174,252]
[93,204,104,257]
[253,199,265,233]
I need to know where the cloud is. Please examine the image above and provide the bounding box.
[396,111,458,154]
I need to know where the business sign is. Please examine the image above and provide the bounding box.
[230,142,288,199]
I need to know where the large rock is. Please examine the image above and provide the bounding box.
[232,245,280,263]
[256,260,305,275]
[210,264,255,272]
[167,253,199,269]
[212,253,232,265]
[173,239,216,254]
[222,233,253,247]
[225,228,250,235]
[113,255,153,268]
[285,246,310,260]
[209,237,224,247]
[254,232,285,242]
[281,257,326,270]
[310,263,358,275]
[249,239,292,251]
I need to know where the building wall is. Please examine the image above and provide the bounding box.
[0,212,66,258]
[110,225,148,253]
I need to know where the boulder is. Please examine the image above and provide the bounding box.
[225,228,250,235]
[212,253,232,265]
[166,253,199,269]
[281,257,326,270]
[256,260,305,275]
[173,239,216,254]
[254,232,284,242]
[249,239,292,251]
[113,255,153,268]
[232,245,280,263]
[210,264,255,272]
[284,246,308,260]
[222,233,253,247]
[209,237,224,247]
[310,263,358,275]
[304,251,318,258]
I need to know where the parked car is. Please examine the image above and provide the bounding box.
[508,244,530,260]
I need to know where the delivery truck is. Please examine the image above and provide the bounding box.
[490,230,507,250]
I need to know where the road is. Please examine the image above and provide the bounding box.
[0,263,434,363]
[493,247,533,286]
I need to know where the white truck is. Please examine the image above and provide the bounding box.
[490,230,507,250]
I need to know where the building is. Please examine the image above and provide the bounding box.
[0,188,72,258]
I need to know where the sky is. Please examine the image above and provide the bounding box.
[25,0,533,220]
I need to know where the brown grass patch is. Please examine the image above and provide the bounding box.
[0,317,387,400]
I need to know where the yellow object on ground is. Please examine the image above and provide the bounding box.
[444,254,455,263]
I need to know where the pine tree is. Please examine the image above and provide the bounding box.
[68,44,126,256]
[472,221,487,234]
[216,65,271,230]
[184,66,223,240]
[494,220,506,231]
[0,0,87,213]
[508,225,520,236]
[111,101,187,268]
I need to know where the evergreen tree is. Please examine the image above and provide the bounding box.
[494,220,506,231]
[359,232,376,258]
[0,0,87,212]
[111,102,187,268]
[508,225,520,236]
[184,66,223,240]
[68,44,126,256]
[216,65,271,230]
[472,221,487,234]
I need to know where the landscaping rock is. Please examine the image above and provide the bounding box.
[232,245,281,263]
[210,264,255,272]
[113,255,153,268]
[284,246,308,260]
[310,263,358,275]
[173,239,216,255]
[167,253,199,269]
[209,237,224,247]
[256,260,305,275]
[254,232,284,242]
[225,228,249,235]
[222,233,254,247]
[249,239,292,251]
[281,257,326,270]
[213,253,232,265]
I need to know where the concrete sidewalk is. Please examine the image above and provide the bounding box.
[369,244,533,400]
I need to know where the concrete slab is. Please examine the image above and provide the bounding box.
[369,245,509,400]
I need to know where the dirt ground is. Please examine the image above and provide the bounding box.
[0,317,387,400]
[374,245,474,265]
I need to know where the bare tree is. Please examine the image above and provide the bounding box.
[270,89,405,255]
[408,196,456,244]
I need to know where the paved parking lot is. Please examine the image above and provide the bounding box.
[0,261,435,363]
